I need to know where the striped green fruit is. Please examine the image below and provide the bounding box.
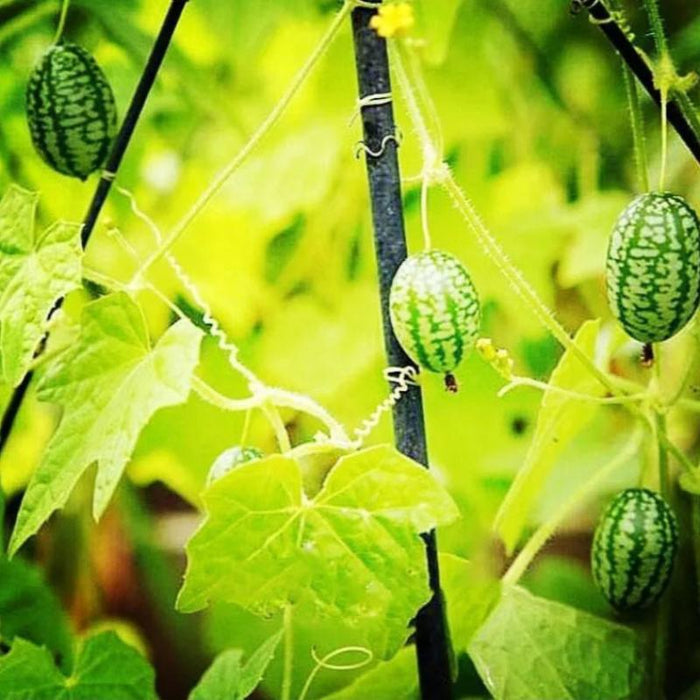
[26,42,117,180]
[207,446,264,486]
[591,488,678,612]
[389,250,480,376]
[606,192,700,343]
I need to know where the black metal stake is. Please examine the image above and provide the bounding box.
[577,0,700,166]
[0,0,191,452]
[350,6,453,699]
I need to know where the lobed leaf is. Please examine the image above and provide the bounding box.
[9,292,203,555]
[0,556,72,669]
[189,629,283,700]
[0,631,156,699]
[177,445,459,647]
[0,185,82,387]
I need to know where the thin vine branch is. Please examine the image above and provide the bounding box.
[576,0,700,166]
[131,0,352,283]
[0,0,191,453]
[350,6,453,698]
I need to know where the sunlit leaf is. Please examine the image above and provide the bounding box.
[189,629,283,700]
[494,319,605,553]
[0,185,82,387]
[321,646,419,700]
[439,554,501,652]
[177,446,459,647]
[469,586,644,699]
[9,292,203,555]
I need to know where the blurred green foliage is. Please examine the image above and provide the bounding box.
[0,0,699,697]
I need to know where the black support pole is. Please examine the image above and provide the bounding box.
[578,0,700,166]
[0,0,191,453]
[350,6,453,699]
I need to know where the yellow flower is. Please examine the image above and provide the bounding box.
[369,3,415,39]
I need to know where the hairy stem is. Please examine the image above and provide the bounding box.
[503,430,642,586]
[578,0,700,165]
[391,43,621,397]
[281,604,294,700]
[131,0,352,282]
[622,64,650,192]
[641,0,669,56]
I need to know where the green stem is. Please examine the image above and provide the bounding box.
[622,64,650,192]
[659,95,668,191]
[498,376,648,404]
[441,173,618,396]
[263,402,292,453]
[131,0,352,282]
[391,44,620,398]
[52,0,70,44]
[655,412,669,496]
[281,604,294,700]
[502,430,641,586]
[641,0,669,56]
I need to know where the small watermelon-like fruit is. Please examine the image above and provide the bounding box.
[591,488,678,612]
[206,446,264,486]
[26,42,117,180]
[606,192,700,343]
[389,250,480,384]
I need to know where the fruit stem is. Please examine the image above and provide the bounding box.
[621,63,650,193]
[391,42,623,398]
[52,0,70,44]
[502,429,642,586]
[421,175,433,250]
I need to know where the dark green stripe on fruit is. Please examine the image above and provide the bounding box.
[26,42,117,180]
[606,192,700,343]
[591,488,678,612]
[389,250,480,375]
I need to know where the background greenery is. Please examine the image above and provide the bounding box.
[0,0,699,697]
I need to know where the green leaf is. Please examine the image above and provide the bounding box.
[9,293,203,555]
[0,185,82,387]
[0,556,72,669]
[439,554,501,652]
[177,445,459,643]
[494,320,606,553]
[190,629,283,700]
[0,631,156,699]
[321,646,419,700]
[469,586,644,700]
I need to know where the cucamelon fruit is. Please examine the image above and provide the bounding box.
[389,250,480,386]
[26,42,117,180]
[606,192,700,344]
[591,488,678,612]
